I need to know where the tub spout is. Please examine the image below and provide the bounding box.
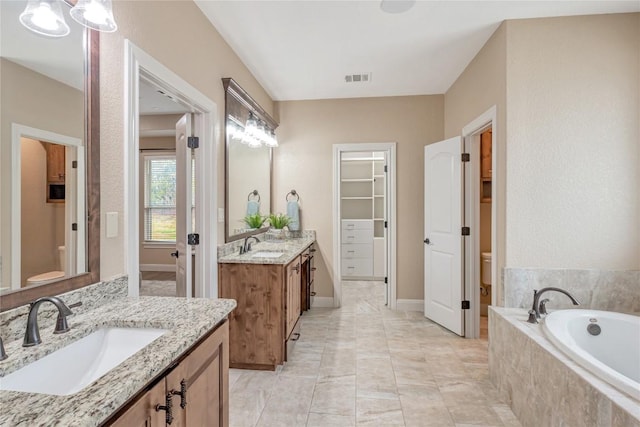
[527,287,580,324]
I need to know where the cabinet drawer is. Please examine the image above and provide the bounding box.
[341,243,373,259]
[341,259,373,277]
[342,220,373,231]
[342,228,373,244]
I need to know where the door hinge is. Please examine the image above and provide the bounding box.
[384,277,388,284]
[384,221,388,229]
[461,300,470,310]
[384,165,388,173]
[461,227,470,236]
[187,136,199,149]
[72,160,78,169]
[187,233,200,245]
[461,153,470,162]
[71,223,77,231]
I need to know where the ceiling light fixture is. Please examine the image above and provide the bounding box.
[380,0,416,14]
[19,0,118,38]
[70,0,118,32]
[19,0,70,37]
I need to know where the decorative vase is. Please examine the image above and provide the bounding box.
[267,228,285,240]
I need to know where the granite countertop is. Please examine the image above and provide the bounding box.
[0,297,236,426]
[218,235,315,265]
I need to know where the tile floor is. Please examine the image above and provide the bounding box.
[229,281,521,427]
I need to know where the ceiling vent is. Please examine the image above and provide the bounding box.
[345,73,372,83]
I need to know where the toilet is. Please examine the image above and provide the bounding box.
[26,246,66,286]
[481,252,492,286]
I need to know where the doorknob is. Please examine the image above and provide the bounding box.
[424,238,432,245]
[171,251,179,258]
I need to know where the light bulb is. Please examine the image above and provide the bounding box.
[70,0,117,32]
[19,0,70,37]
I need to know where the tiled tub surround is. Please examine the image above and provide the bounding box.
[489,307,640,427]
[503,268,640,313]
[0,296,236,426]
[218,231,316,265]
[0,275,128,343]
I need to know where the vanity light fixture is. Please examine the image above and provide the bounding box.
[19,0,70,37]
[19,0,118,37]
[238,112,277,148]
[70,0,118,33]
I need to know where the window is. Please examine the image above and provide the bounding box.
[144,154,177,242]
[143,152,196,243]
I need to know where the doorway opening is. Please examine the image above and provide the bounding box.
[124,41,218,299]
[10,125,85,292]
[333,143,396,310]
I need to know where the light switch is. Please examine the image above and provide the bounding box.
[218,208,225,223]
[106,212,118,238]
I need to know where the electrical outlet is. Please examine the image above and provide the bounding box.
[218,208,225,222]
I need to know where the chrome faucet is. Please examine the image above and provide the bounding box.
[0,337,7,361]
[239,236,260,254]
[527,287,580,324]
[23,297,74,347]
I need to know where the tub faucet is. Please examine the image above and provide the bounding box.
[527,287,580,324]
[23,296,74,347]
[239,236,260,254]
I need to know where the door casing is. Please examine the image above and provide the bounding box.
[124,41,218,299]
[332,142,397,309]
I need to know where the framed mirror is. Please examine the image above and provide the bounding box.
[222,78,277,242]
[0,0,100,311]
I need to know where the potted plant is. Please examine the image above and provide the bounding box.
[267,213,291,239]
[243,213,267,230]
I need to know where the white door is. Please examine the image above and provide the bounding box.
[424,137,464,336]
[175,114,193,298]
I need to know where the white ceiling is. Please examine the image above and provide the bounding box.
[139,79,191,115]
[196,0,640,101]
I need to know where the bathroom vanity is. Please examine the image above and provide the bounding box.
[218,235,315,370]
[0,294,236,426]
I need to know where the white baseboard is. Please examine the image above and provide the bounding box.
[140,264,174,272]
[311,296,335,308]
[396,299,424,312]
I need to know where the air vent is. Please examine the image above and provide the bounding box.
[345,73,372,83]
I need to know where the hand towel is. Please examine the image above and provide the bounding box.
[287,200,300,231]
[247,200,260,216]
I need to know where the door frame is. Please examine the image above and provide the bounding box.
[10,124,85,290]
[124,41,218,299]
[332,142,397,309]
[461,106,497,338]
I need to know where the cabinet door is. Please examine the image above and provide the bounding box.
[46,143,66,183]
[108,379,167,427]
[167,320,229,427]
[285,257,301,339]
[481,131,492,179]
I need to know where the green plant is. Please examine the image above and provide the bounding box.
[243,213,267,229]
[268,213,291,229]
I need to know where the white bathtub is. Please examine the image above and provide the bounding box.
[542,309,640,401]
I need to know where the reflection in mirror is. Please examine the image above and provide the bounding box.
[0,0,99,310]
[222,78,277,242]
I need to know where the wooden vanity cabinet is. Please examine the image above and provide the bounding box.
[106,320,229,427]
[219,255,303,370]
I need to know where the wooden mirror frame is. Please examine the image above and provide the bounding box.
[0,30,100,312]
[222,78,277,242]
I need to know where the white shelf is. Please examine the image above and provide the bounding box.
[373,218,385,221]
[342,196,373,200]
[341,178,373,182]
[373,174,385,178]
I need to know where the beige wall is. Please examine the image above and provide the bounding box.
[444,23,508,303]
[0,59,83,288]
[100,0,274,279]
[20,139,65,285]
[505,13,639,269]
[274,96,444,300]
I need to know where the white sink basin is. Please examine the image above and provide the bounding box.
[251,251,285,259]
[0,327,167,396]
